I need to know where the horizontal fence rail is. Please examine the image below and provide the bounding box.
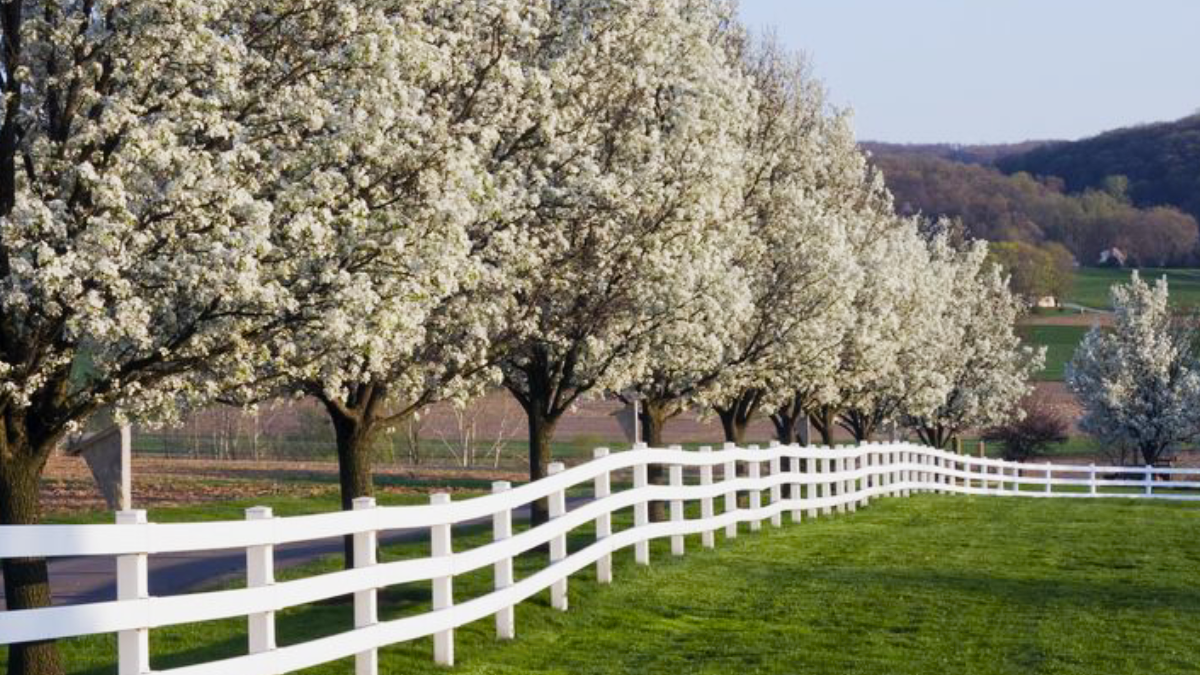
[2,442,1199,674]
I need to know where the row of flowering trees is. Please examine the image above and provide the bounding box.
[0,2,1040,672]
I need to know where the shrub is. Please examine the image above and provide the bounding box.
[983,393,1070,461]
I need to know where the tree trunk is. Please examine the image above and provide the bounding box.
[770,400,798,445]
[917,424,952,449]
[717,407,744,445]
[770,396,807,499]
[638,399,670,521]
[524,401,559,526]
[1,448,63,675]
[323,399,378,570]
[838,409,876,444]
[715,389,761,446]
[809,406,837,446]
[1140,443,1163,466]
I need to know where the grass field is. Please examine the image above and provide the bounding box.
[1067,267,1200,310]
[16,495,1200,675]
[1019,324,1090,381]
[960,435,1102,459]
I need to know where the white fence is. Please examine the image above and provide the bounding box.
[2,441,1199,675]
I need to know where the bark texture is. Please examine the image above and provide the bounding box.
[638,399,671,522]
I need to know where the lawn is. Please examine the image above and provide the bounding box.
[1019,324,1090,381]
[960,435,1103,459]
[1067,267,1200,310]
[15,495,1200,675]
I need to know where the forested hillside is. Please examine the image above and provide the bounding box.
[997,115,1200,223]
[862,141,1051,166]
[870,152,1197,266]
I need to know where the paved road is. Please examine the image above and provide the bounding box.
[1,499,585,610]
[1060,302,1112,315]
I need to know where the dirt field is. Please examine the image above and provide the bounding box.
[39,455,525,516]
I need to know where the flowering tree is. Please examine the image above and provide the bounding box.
[806,217,955,443]
[498,0,753,522]
[707,41,869,446]
[0,1,487,671]
[218,1,545,564]
[1067,273,1200,464]
[905,242,1045,448]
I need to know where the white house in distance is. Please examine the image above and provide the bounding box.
[1035,295,1060,309]
[1098,247,1127,267]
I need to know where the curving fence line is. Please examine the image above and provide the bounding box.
[2,441,1199,674]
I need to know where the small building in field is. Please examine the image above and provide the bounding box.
[1098,247,1127,267]
[1035,295,1059,309]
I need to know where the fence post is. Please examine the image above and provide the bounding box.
[670,462,686,555]
[1145,465,1153,497]
[918,449,925,493]
[820,451,832,515]
[635,458,650,564]
[882,446,892,496]
[868,448,878,504]
[117,510,149,675]
[1088,463,1097,497]
[431,493,454,665]
[862,450,869,501]
[723,442,738,539]
[805,450,818,520]
[915,450,923,494]
[769,447,783,527]
[699,446,716,548]
[791,453,804,523]
[846,451,858,513]
[748,444,763,531]
[246,506,276,656]
[901,448,911,498]
[350,497,378,675]
[593,448,613,584]
[1044,462,1052,495]
[547,462,569,611]
[492,481,515,638]
[931,454,941,494]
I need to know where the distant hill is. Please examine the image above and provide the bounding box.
[996,115,1200,223]
[869,152,1197,267]
[864,115,1200,266]
[862,140,1054,166]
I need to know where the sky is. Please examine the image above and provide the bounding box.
[737,0,1200,145]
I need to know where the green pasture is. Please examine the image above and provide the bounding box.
[15,495,1200,675]
[1067,267,1200,310]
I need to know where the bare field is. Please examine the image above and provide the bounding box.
[39,455,524,517]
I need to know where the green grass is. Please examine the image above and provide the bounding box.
[16,496,1200,675]
[42,490,472,525]
[1019,324,1090,381]
[960,435,1103,459]
[1067,267,1200,310]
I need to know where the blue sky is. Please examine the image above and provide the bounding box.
[737,0,1200,144]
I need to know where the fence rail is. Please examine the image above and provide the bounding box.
[2,441,1199,674]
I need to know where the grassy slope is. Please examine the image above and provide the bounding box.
[19,496,1200,675]
[1020,325,1090,382]
[960,435,1102,459]
[1067,267,1200,310]
[1022,268,1200,380]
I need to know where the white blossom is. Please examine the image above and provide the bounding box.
[1067,272,1200,464]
